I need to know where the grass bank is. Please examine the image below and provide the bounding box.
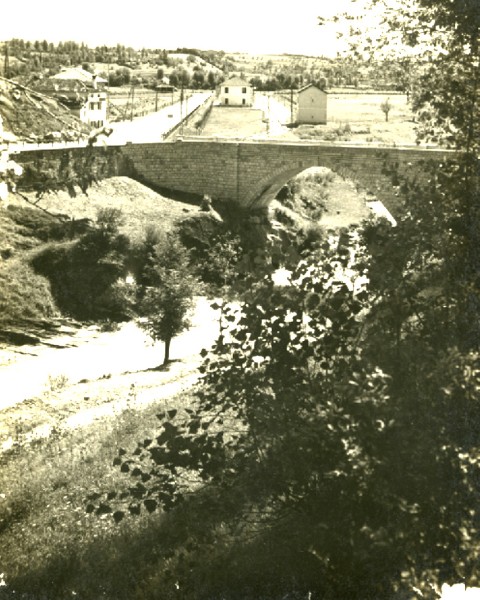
[0,387,197,598]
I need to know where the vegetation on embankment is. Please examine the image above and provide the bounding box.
[0,76,88,142]
[0,168,372,600]
[0,204,68,326]
[0,177,216,328]
[0,168,364,329]
[0,387,200,599]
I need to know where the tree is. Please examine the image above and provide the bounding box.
[170,67,191,88]
[192,69,205,89]
[138,232,200,365]
[207,70,217,89]
[380,96,391,121]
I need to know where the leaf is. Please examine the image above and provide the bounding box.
[96,503,112,516]
[87,492,102,501]
[128,504,141,516]
[167,409,178,420]
[113,511,125,524]
[144,499,158,513]
[306,293,321,310]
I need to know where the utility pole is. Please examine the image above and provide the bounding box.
[130,82,135,121]
[106,53,111,122]
[4,42,10,79]
[180,82,184,134]
[290,87,294,124]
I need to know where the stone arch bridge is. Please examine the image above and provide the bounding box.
[15,140,453,214]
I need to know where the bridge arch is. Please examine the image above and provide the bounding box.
[244,160,372,210]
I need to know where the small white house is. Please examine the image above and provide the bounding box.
[79,91,108,128]
[45,67,108,128]
[219,77,253,107]
[297,84,327,124]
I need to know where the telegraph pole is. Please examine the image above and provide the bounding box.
[4,42,10,79]
[106,53,111,122]
[180,82,184,134]
[130,83,135,121]
[290,87,294,124]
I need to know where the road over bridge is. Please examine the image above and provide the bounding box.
[14,139,454,213]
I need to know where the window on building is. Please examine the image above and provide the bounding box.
[242,98,246,105]
[242,87,247,93]
[225,98,229,105]
[224,87,229,93]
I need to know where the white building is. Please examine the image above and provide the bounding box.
[218,77,253,107]
[79,90,108,129]
[42,67,108,128]
[297,84,327,124]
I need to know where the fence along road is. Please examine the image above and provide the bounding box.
[6,91,212,152]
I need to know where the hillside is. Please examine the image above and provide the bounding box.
[8,176,202,243]
[0,177,208,332]
[0,76,89,142]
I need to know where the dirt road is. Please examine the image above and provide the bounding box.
[0,297,220,450]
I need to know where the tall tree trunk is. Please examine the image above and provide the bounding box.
[163,337,171,365]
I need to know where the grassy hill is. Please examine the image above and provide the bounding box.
[0,177,204,329]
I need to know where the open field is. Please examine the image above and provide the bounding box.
[200,106,267,137]
[325,92,410,123]
[108,87,181,121]
[197,91,416,145]
[277,92,416,145]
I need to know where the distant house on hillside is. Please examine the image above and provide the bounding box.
[218,77,253,107]
[35,67,108,129]
[296,84,327,125]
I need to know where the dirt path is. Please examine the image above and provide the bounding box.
[0,297,220,451]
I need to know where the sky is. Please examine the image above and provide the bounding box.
[1,0,358,56]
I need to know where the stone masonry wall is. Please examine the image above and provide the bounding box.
[15,141,454,216]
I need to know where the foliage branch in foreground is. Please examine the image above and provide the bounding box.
[86,1,480,595]
[89,213,479,597]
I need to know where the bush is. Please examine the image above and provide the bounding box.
[30,210,132,321]
[0,259,58,325]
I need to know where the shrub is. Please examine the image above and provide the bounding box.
[30,210,132,321]
[0,259,58,325]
